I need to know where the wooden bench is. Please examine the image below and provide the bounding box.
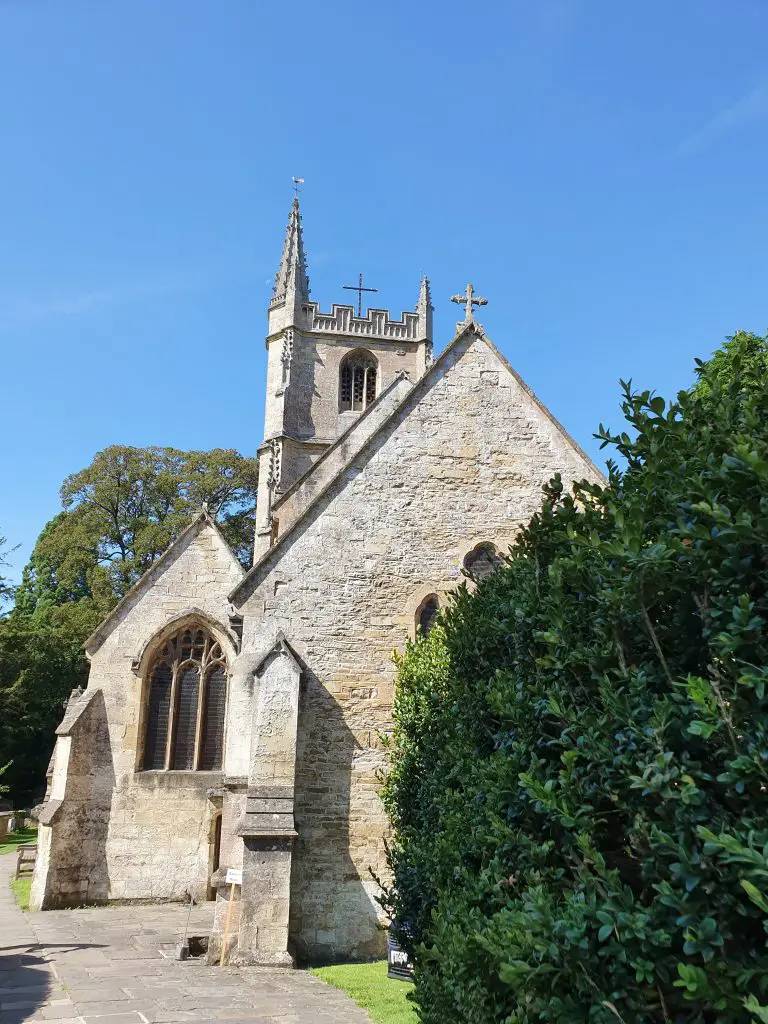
[15,844,37,879]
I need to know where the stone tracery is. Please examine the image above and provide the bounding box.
[142,624,228,772]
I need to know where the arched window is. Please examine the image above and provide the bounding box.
[142,625,228,772]
[416,595,440,636]
[463,543,501,582]
[340,351,378,412]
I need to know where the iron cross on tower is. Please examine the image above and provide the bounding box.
[451,283,487,321]
[343,273,378,318]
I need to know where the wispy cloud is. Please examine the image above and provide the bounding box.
[0,276,198,325]
[676,82,768,158]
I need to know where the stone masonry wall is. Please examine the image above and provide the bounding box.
[41,521,245,904]
[236,329,602,962]
[268,330,427,444]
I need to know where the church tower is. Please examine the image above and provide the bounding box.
[253,198,434,558]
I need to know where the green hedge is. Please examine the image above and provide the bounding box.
[382,333,768,1023]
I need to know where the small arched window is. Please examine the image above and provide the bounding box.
[340,351,377,412]
[463,543,501,583]
[416,595,440,637]
[142,625,228,772]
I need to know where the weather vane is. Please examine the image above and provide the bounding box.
[292,176,304,196]
[343,272,378,318]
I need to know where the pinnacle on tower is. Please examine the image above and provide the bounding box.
[271,197,310,307]
[417,276,433,314]
[416,275,433,342]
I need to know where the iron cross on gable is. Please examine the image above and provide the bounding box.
[451,283,487,321]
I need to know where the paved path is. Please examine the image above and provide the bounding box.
[0,853,371,1024]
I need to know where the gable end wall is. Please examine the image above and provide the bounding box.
[237,331,601,961]
[34,523,245,907]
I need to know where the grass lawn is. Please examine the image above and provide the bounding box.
[0,825,37,855]
[311,961,417,1024]
[11,875,32,910]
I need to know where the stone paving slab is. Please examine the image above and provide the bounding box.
[1,854,372,1024]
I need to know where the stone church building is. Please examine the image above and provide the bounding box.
[31,198,601,965]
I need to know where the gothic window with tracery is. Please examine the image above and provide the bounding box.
[142,625,228,772]
[416,595,440,636]
[463,543,501,582]
[340,351,378,412]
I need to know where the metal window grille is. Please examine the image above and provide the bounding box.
[417,596,439,636]
[365,365,377,406]
[199,664,227,771]
[353,364,365,408]
[171,664,200,770]
[463,545,500,582]
[142,626,228,772]
[143,663,172,770]
[340,355,377,412]
[341,364,353,406]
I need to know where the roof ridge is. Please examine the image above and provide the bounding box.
[272,370,413,513]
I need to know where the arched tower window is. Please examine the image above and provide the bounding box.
[416,595,440,636]
[463,543,501,583]
[340,351,378,412]
[142,624,228,772]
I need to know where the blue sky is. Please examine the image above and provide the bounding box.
[2,0,767,582]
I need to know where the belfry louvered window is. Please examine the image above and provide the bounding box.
[142,625,228,772]
[340,351,378,412]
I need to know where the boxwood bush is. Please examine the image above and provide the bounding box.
[382,333,768,1023]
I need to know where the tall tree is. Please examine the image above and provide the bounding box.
[0,530,17,613]
[2,445,258,805]
[16,445,259,631]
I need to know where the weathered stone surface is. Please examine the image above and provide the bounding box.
[33,198,602,966]
[32,515,244,910]
[231,322,601,962]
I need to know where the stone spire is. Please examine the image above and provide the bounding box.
[271,197,309,308]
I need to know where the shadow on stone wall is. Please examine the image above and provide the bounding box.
[46,689,116,906]
[289,669,385,965]
[285,336,319,441]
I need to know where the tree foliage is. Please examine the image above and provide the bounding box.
[15,445,258,628]
[1,444,258,805]
[0,616,87,805]
[0,531,17,612]
[383,331,768,1023]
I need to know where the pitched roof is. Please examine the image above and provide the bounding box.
[229,318,603,606]
[83,509,244,657]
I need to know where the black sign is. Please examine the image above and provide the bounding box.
[387,930,414,982]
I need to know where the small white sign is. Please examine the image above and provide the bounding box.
[225,868,243,886]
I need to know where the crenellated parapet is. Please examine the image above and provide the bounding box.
[304,302,430,342]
